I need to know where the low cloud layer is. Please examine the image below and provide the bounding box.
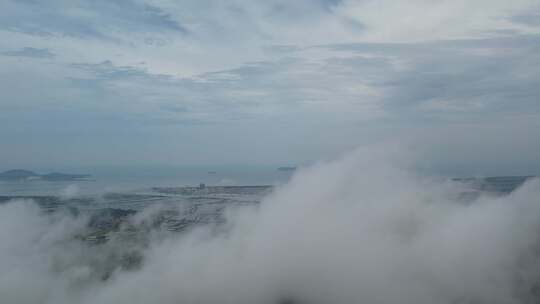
[1,148,540,303]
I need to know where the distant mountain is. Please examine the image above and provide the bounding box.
[0,169,38,180]
[0,169,91,181]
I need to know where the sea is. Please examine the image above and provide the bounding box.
[0,165,294,196]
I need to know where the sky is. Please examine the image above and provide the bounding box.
[1,0,540,176]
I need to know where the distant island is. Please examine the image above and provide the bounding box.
[277,166,296,172]
[0,169,92,181]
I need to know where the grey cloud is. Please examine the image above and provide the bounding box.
[60,32,540,128]
[160,105,188,113]
[0,0,539,171]
[64,60,225,126]
[0,0,186,40]
[322,35,540,122]
[318,0,343,10]
[263,45,304,54]
[71,60,171,82]
[509,12,540,27]
[0,47,55,59]
[63,55,377,127]
[5,32,540,130]
[0,0,346,45]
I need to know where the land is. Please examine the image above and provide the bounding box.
[0,169,91,181]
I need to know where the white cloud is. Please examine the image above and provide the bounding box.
[2,149,540,303]
[337,0,540,42]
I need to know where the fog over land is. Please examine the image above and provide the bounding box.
[1,148,540,304]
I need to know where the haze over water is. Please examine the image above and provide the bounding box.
[0,166,294,196]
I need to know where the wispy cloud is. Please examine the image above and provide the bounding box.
[509,11,540,27]
[0,47,55,59]
[0,0,539,169]
[0,0,186,40]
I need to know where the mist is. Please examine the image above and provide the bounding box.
[0,148,539,304]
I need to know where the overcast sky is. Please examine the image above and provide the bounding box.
[1,0,539,175]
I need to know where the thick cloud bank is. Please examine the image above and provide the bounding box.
[1,149,540,304]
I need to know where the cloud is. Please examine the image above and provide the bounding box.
[510,11,540,27]
[322,35,540,121]
[0,0,186,40]
[0,0,539,169]
[334,0,540,42]
[2,148,540,303]
[0,47,55,59]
